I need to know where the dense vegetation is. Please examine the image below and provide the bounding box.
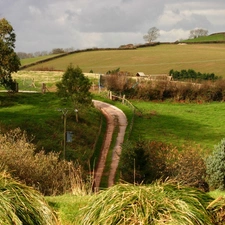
[206,138,225,190]
[169,69,220,81]
[103,74,225,102]
[0,128,94,195]
[120,140,207,190]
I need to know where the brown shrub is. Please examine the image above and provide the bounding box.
[0,128,92,195]
[120,140,207,190]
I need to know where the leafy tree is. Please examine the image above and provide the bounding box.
[205,138,225,190]
[56,65,92,107]
[143,27,160,43]
[189,28,208,39]
[0,18,20,91]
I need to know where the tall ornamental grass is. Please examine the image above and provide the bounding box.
[0,170,58,225]
[79,181,222,225]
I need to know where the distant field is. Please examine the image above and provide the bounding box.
[21,44,225,78]
[183,33,225,43]
[11,71,100,92]
[20,54,63,66]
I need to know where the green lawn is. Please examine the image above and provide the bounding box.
[21,44,225,78]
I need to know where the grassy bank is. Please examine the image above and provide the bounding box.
[0,92,101,163]
[128,100,225,151]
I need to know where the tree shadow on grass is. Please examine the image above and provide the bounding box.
[133,113,219,150]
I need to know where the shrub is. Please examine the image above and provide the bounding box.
[172,145,208,190]
[0,171,58,225]
[0,128,92,195]
[127,78,225,102]
[79,181,216,225]
[206,138,225,190]
[120,140,207,189]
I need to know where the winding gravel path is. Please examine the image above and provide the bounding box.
[93,100,127,191]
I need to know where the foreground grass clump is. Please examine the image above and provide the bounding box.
[78,181,225,225]
[0,171,58,225]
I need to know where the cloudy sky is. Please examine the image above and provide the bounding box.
[1,0,225,53]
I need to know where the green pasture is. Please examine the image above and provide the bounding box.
[128,100,225,151]
[183,33,225,43]
[11,71,100,92]
[20,54,63,66]
[21,43,225,77]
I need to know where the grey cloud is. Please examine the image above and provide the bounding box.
[0,0,224,52]
[174,14,212,30]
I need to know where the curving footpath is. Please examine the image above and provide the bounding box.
[93,100,127,191]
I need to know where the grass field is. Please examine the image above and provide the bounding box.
[183,33,225,43]
[127,100,225,151]
[20,44,225,78]
[0,92,101,160]
[20,53,65,66]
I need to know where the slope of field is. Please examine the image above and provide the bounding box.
[183,32,225,43]
[20,53,64,66]
[21,44,225,77]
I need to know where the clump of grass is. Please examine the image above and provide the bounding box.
[0,170,58,225]
[78,181,216,225]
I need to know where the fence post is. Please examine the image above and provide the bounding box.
[109,91,112,100]
[122,95,125,104]
[42,83,46,94]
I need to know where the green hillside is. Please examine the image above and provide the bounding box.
[21,43,225,77]
[183,32,225,43]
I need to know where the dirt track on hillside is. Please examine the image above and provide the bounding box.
[93,100,127,191]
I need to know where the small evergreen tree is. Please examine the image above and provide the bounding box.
[206,138,225,190]
[56,65,92,107]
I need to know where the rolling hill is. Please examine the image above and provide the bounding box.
[20,43,225,78]
[182,32,225,43]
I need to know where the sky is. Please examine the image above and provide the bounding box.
[1,0,225,53]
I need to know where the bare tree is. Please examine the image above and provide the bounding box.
[189,28,208,39]
[143,27,160,43]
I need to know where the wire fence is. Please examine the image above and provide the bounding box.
[109,91,137,140]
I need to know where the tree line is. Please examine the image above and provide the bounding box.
[169,69,220,81]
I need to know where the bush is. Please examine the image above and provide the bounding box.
[120,140,207,189]
[126,78,225,102]
[0,171,58,225]
[206,138,225,190]
[0,128,92,195]
[79,181,217,225]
